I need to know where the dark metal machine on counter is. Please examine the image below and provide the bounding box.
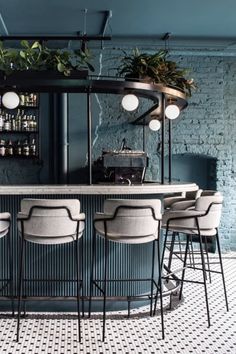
[94,139,148,184]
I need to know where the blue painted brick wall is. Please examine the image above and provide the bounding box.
[91,49,236,251]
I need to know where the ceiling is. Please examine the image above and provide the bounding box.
[0,0,236,50]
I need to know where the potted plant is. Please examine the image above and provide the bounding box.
[117,48,196,96]
[0,40,95,77]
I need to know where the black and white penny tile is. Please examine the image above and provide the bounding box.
[0,254,235,354]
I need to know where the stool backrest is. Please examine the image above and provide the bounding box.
[102,199,162,238]
[19,199,81,238]
[185,189,203,200]
[195,194,223,229]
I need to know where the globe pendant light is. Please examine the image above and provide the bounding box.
[149,119,161,131]
[165,104,180,120]
[121,94,139,111]
[2,91,20,109]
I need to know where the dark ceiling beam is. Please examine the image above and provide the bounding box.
[0,12,9,35]
[0,35,111,41]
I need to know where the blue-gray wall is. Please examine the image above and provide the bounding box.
[0,48,236,251]
[68,48,235,251]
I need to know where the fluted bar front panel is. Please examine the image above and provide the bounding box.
[0,193,161,310]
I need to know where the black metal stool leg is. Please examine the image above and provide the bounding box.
[88,227,96,318]
[7,231,14,316]
[198,223,211,327]
[179,235,190,300]
[75,235,81,342]
[190,235,196,269]
[177,233,182,261]
[150,240,155,316]
[16,236,25,342]
[154,227,168,315]
[102,235,108,342]
[167,232,176,270]
[204,236,212,283]
[80,235,84,317]
[157,231,164,339]
[215,229,229,311]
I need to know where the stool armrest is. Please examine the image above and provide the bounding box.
[170,200,196,211]
[71,213,86,221]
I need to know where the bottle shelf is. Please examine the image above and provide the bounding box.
[0,105,39,110]
[18,105,39,109]
[0,155,39,159]
[0,130,39,134]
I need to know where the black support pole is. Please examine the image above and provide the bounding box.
[161,93,165,184]
[87,90,92,185]
[168,119,172,183]
[143,122,146,152]
[58,93,69,184]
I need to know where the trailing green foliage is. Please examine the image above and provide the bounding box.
[0,40,94,76]
[118,48,196,96]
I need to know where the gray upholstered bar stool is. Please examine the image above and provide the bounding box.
[161,193,229,327]
[89,199,163,342]
[165,190,221,275]
[0,213,14,314]
[16,199,85,342]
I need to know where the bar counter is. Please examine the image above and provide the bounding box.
[0,182,198,311]
[0,182,198,195]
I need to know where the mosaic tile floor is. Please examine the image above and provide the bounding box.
[0,254,235,354]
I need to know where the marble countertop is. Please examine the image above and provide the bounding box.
[0,182,198,195]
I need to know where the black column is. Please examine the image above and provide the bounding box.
[57,93,69,184]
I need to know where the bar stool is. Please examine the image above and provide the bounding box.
[165,190,221,277]
[16,199,85,342]
[161,193,229,327]
[89,199,163,341]
[0,213,14,314]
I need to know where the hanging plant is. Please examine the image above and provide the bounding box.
[117,48,196,96]
[0,40,95,76]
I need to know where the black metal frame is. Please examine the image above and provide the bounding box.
[161,201,229,327]
[16,205,84,342]
[0,73,188,185]
[0,217,14,315]
[88,204,164,342]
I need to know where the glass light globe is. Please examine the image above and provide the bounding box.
[149,119,161,131]
[165,104,180,120]
[2,91,20,109]
[121,94,139,111]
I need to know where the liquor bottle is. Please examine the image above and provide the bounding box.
[21,114,28,131]
[11,114,16,131]
[0,109,4,132]
[29,138,36,156]
[19,93,25,106]
[33,94,37,107]
[29,93,34,106]
[0,140,6,156]
[28,115,33,131]
[15,140,22,156]
[22,139,29,156]
[32,115,37,131]
[6,140,13,156]
[4,113,11,131]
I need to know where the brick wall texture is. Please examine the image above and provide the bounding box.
[91,49,236,251]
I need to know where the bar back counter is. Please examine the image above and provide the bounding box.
[0,182,197,311]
